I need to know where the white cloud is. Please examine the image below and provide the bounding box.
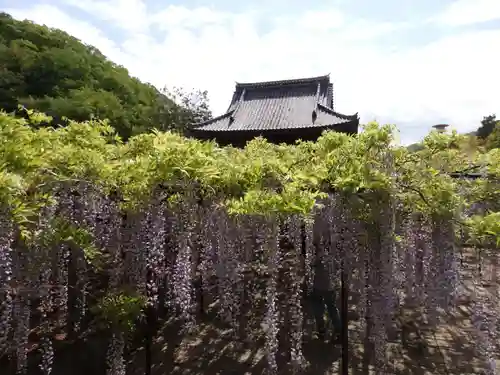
[5,2,500,144]
[151,6,235,31]
[342,20,410,40]
[6,4,127,64]
[295,9,345,31]
[65,0,150,33]
[433,0,500,26]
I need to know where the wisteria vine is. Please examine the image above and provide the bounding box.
[0,110,498,375]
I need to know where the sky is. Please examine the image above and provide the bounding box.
[1,0,500,144]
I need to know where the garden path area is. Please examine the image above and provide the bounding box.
[125,247,498,375]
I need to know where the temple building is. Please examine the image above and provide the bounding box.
[188,75,359,147]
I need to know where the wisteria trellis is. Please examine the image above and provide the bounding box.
[0,184,498,375]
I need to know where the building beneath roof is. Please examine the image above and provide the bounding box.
[187,75,359,147]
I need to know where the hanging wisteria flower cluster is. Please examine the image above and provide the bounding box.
[0,188,478,374]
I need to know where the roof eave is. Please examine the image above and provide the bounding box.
[190,110,234,129]
[317,103,358,121]
[189,120,357,133]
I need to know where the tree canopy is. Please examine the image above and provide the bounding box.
[476,114,498,139]
[0,12,211,140]
[485,117,500,150]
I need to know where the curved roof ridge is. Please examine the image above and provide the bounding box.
[317,103,358,120]
[235,75,330,89]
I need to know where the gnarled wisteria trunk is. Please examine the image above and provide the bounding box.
[0,189,497,375]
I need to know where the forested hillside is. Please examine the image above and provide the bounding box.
[0,12,211,139]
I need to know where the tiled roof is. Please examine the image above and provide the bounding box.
[190,75,357,133]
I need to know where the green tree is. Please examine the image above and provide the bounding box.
[160,87,212,133]
[486,122,500,150]
[476,114,497,139]
[0,12,211,139]
[407,142,424,152]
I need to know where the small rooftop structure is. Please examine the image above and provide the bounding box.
[188,75,359,147]
[433,123,449,132]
